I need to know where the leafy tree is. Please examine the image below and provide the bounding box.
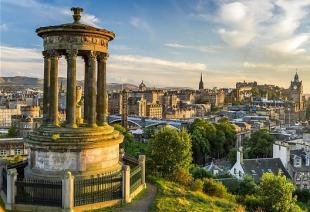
[189,119,216,164]
[191,167,213,179]
[239,175,257,196]
[244,129,274,158]
[257,172,301,212]
[147,127,192,181]
[8,126,17,137]
[143,126,156,139]
[113,124,146,157]
[191,128,210,164]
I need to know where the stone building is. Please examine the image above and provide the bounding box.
[108,92,123,115]
[11,106,41,137]
[146,103,162,119]
[128,96,147,117]
[0,138,27,158]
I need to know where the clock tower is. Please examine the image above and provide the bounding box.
[290,72,304,110]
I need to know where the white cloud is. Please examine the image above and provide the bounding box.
[111,54,207,71]
[130,17,154,37]
[217,0,274,47]
[268,34,310,55]
[272,0,310,37]
[164,42,222,53]
[0,24,8,31]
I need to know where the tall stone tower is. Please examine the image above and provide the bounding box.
[199,72,204,90]
[25,7,123,179]
[290,72,304,111]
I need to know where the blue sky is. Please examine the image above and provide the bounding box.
[1,0,310,92]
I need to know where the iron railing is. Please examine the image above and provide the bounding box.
[74,171,122,206]
[130,165,142,193]
[15,178,62,207]
[2,168,7,195]
[123,153,139,168]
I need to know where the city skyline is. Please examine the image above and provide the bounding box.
[1,0,310,92]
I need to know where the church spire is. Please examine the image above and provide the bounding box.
[294,70,299,82]
[199,72,204,90]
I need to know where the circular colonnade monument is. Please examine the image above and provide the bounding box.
[25,7,124,179]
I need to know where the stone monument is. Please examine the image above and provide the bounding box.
[25,7,124,179]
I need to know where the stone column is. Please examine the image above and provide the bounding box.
[138,155,146,186]
[42,51,51,124]
[65,49,78,128]
[83,56,89,123]
[96,53,108,126]
[6,168,17,210]
[62,171,74,210]
[122,165,131,203]
[87,51,97,127]
[49,50,60,126]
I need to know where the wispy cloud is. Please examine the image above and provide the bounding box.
[111,54,206,71]
[0,24,8,32]
[164,42,222,53]
[130,17,154,37]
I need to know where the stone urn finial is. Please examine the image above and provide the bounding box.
[71,7,84,23]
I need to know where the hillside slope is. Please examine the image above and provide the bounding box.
[150,177,243,212]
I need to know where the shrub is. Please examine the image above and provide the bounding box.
[203,178,228,198]
[244,195,262,211]
[190,179,204,192]
[173,168,193,186]
[191,167,213,179]
[239,175,257,196]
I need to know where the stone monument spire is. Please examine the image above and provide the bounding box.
[199,72,204,90]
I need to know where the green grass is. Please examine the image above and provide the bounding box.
[149,177,243,212]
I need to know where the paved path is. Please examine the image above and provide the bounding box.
[118,184,157,212]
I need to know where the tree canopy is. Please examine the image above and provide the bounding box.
[244,129,274,158]
[256,172,300,212]
[188,118,237,164]
[147,127,192,180]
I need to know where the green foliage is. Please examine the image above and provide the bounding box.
[113,124,147,157]
[257,172,301,212]
[149,176,242,212]
[294,189,310,206]
[191,167,213,180]
[244,195,262,211]
[188,118,237,163]
[239,175,257,196]
[143,127,156,139]
[244,129,274,158]
[7,126,17,137]
[190,179,204,192]
[203,178,228,198]
[228,148,237,164]
[147,127,192,181]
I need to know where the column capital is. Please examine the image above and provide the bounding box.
[97,53,109,62]
[48,50,61,59]
[42,51,51,59]
[66,49,78,60]
[87,50,97,60]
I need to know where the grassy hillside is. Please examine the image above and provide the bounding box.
[149,177,244,212]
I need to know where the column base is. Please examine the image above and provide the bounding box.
[66,123,78,128]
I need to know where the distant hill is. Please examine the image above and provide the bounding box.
[0,76,138,91]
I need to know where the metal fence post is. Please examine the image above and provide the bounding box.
[6,168,17,210]
[138,155,146,187]
[62,171,74,210]
[122,165,131,203]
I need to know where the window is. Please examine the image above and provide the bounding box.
[0,150,7,156]
[234,168,237,174]
[14,149,21,155]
